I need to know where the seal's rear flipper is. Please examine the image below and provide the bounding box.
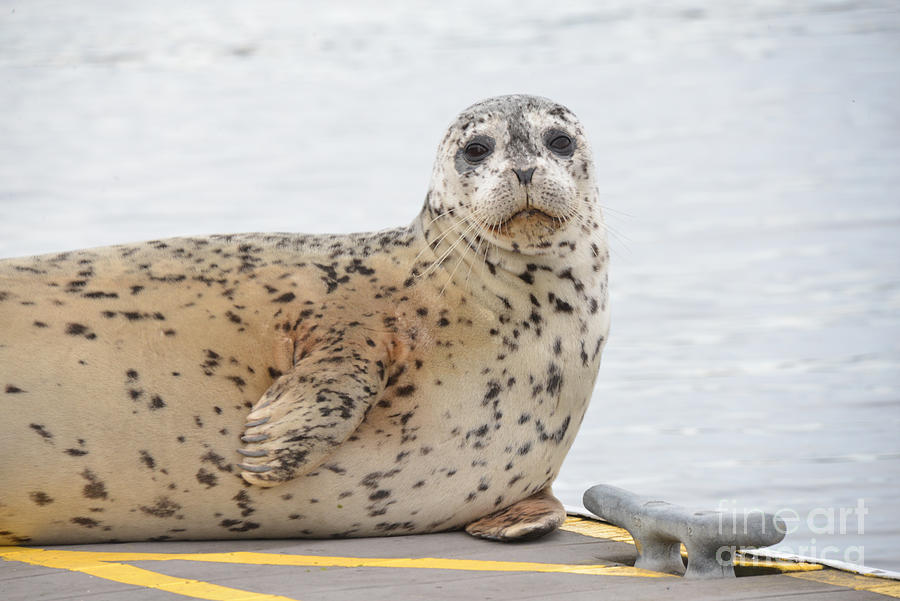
[464,487,565,542]
[238,325,386,487]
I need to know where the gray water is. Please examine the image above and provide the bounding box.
[2,0,898,572]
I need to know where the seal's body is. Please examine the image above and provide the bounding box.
[0,95,609,545]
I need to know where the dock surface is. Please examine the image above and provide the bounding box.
[3,517,897,601]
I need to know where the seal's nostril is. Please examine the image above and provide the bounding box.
[512,167,536,186]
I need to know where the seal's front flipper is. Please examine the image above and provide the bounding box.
[238,326,385,487]
[464,487,565,542]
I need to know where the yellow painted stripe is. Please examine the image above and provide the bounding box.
[561,517,823,573]
[0,546,668,579]
[735,557,824,573]
[789,570,900,598]
[560,516,635,543]
[0,547,299,601]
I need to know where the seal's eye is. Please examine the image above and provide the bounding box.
[463,139,493,163]
[546,132,574,156]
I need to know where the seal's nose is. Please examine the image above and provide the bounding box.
[512,167,536,186]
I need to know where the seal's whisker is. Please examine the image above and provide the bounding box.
[439,221,490,296]
[412,208,469,265]
[423,205,457,227]
[562,208,612,257]
[413,215,474,274]
[417,204,495,275]
[597,204,634,219]
[438,216,488,294]
[420,213,488,281]
[462,217,491,295]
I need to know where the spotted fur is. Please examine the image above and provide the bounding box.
[0,95,609,545]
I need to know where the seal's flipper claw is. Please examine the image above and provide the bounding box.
[465,487,565,542]
[238,463,273,473]
[244,416,270,428]
[236,448,268,458]
[238,325,385,487]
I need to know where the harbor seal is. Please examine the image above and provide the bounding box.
[0,94,609,545]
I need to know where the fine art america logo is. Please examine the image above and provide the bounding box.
[716,499,869,566]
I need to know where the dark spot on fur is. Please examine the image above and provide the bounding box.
[65,322,96,339]
[5,385,25,394]
[554,298,573,313]
[545,363,563,397]
[233,490,255,517]
[482,381,501,406]
[196,468,218,488]
[140,497,182,518]
[466,424,489,442]
[201,450,233,473]
[273,292,296,303]
[71,517,100,528]
[536,415,572,444]
[139,450,156,469]
[80,469,108,499]
[395,384,416,397]
[29,423,52,440]
[29,491,54,506]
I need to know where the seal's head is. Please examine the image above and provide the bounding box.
[427,95,600,256]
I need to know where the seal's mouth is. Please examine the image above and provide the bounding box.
[477,206,567,254]
[503,208,556,226]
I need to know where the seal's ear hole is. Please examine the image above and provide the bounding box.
[462,135,495,164]
[544,130,575,157]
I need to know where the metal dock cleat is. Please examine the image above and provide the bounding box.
[583,484,786,579]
